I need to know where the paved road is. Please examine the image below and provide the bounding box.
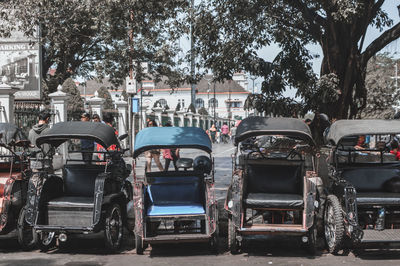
[1,143,400,265]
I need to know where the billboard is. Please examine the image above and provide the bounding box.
[0,28,41,100]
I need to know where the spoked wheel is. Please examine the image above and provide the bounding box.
[228,216,240,254]
[37,231,56,252]
[104,203,124,252]
[209,213,219,254]
[17,206,37,250]
[305,225,317,255]
[324,195,345,255]
[135,232,144,255]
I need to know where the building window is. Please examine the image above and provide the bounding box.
[209,98,218,108]
[195,98,204,108]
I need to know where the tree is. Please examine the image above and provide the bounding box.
[62,78,84,112]
[194,1,400,119]
[97,86,114,110]
[0,0,190,93]
[360,54,399,119]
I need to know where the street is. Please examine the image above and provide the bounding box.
[1,143,400,266]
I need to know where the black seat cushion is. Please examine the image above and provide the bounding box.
[47,196,94,208]
[247,164,302,194]
[63,165,105,197]
[357,192,400,206]
[342,168,400,192]
[245,193,304,209]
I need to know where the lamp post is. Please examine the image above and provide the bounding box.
[204,75,212,113]
[250,75,257,94]
[213,81,216,124]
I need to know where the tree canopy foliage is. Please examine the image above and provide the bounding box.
[194,0,400,119]
[61,78,84,112]
[360,54,399,119]
[0,0,190,93]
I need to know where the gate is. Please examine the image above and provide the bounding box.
[14,102,42,134]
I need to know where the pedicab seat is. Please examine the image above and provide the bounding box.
[342,168,400,206]
[244,164,304,209]
[245,193,303,209]
[47,164,105,208]
[176,158,193,170]
[145,172,205,216]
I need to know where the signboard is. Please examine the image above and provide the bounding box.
[132,97,139,113]
[0,27,41,100]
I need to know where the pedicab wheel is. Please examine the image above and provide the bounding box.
[209,213,219,254]
[37,231,56,252]
[104,203,124,252]
[228,216,240,254]
[324,194,345,255]
[17,206,37,250]
[305,225,317,255]
[135,232,144,255]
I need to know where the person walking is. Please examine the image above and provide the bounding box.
[29,111,52,170]
[209,124,217,143]
[145,120,164,172]
[230,124,237,143]
[221,122,229,144]
[80,112,94,164]
[162,122,179,171]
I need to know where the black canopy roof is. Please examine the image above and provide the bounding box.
[36,121,120,149]
[0,123,29,146]
[326,119,400,145]
[235,116,315,145]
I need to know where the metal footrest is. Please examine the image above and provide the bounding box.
[145,233,210,243]
[361,229,400,243]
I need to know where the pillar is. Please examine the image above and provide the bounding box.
[88,90,105,119]
[0,76,19,123]
[153,107,163,126]
[186,112,193,127]
[115,97,128,148]
[166,110,175,126]
[176,110,186,127]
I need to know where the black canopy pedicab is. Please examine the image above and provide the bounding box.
[226,117,322,254]
[24,121,132,252]
[324,119,400,254]
[133,126,218,254]
[0,123,35,249]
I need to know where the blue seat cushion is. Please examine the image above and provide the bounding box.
[147,204,205,216]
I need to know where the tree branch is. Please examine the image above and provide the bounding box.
[361,22,400,66]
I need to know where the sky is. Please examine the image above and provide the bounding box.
[254,1,400,96]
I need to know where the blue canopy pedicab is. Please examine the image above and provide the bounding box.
[133,127,218,254]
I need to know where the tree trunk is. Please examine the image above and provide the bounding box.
[319,18,368,120]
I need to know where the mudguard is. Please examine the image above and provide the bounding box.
[205,178,217,235]
[133,182,144,237]
[304,171,321,229]
[225,170,242,227]
[25,171,47,226]
[93,173,110,226]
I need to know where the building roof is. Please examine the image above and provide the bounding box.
[77,78,126,96]
[153,75,248,94]
[77,75,249,96]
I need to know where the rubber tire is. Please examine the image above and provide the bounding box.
[305,225,317,255]
[37,231,56,252]
[17,206,37,250]
[209,212,219,254]
[135,232,144,255]
[104,203,124,252]
[228,216,239,254]
[324,194,345,255]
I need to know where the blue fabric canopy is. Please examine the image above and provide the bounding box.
[133,127,212,158]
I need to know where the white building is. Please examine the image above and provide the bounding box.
[78,73,250,121]
[140,74,249,120]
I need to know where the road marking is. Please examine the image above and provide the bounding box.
[215,147,235,156]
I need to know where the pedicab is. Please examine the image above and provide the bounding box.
[0,123,35,249]
[324,119,400,254]
[225,116,322,254]
[133,126,218,254]
[24,121,132,252]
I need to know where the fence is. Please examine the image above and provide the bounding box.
[14,102,43,134]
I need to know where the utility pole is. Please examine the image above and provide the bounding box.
[391,62,399,91]
[213,81,216,124]
[190,0,196,106]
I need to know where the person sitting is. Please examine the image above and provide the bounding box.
[390,140,400,160]
[354,135,368,150]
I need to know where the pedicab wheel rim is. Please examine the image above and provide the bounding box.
[324,195,345,254]
[17,206,37,250]
[228,217,239,254]
[105,203,123,251]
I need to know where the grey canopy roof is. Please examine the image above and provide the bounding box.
[326,119,400,145]
[0,123,29,146]
[36,121,120,149]
[235,116,315,145]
